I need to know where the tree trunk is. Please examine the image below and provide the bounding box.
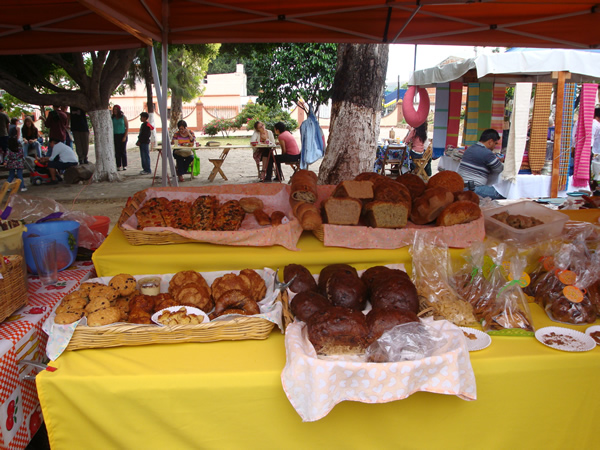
[89,109,119,182]
[169,95,182,131]
[318,44,389,185]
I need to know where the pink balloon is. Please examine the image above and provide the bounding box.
[402,86,430,127]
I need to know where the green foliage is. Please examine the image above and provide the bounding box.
[0,93,35,118]
[202,117,239,138]
[233,103,298,133]
[253,43,337,111]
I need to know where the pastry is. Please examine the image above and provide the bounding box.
[174,283,213,312]
[253,209,272,226]
[56,297,88,314]
[239,197,264,213]
[238,269,267,302]
[213,200,246,231]
[85,297,112,314]
[169,270,209,293]
[213,289,260,316]
[88,285,119,303]
[192,195,219,230]
[162,199,194,230]
[270,211,286,226]
[211,273,251,302]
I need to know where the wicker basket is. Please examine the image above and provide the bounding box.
[0,254,28,323]
[64,291,287,351]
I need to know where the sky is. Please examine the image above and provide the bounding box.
[386,44,503,85]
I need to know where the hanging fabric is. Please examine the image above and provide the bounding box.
[432,83,449,159]
[528,82,553,174]
[573,83,596,187]
[503,82,533,182]
[299,105,325,170]
[464,83,480,146]
[477,82,493,138]
[491,83,507,150]
[445,82,463,148]
[558,82,578,190]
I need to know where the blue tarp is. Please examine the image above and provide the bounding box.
[383,88,407,107]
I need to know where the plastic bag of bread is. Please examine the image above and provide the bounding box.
[451,242,487,312]
[479,255,534,333]
[410,231,477,326]
[527,240,600,325]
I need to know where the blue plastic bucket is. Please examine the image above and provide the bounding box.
[22,221,80,274]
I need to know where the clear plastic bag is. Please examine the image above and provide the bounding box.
[365,322,448,363]
[6,194,105,250]
[410,231,477,326]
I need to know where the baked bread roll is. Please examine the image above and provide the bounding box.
[284,264,318,293]
[410,187,454,225]
[239,197,264,213]
[436,200,482,226]
[323,197,362,225]
[318,264,358,294]
[427,171,465,194]
[306,306,369,354]
[370,277,419,314]
[270,211,286,226]
[363,200,410,229]
[290,170,318,203]
[325,270,367,311]
[253,209,271,226]
[290,291,330,322]
[396,173,427,200]
[454,190,480,204]
[292,201,322,230]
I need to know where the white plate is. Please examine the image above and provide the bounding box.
[459,327,491,351]
[151,306,209,326]
[585,325,600,346]
[535,326,595,352]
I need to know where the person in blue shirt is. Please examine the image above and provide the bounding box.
[457,129,504,199]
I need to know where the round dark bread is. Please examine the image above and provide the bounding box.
[361,267,410,297]
[367,308,420,343]
[370,277,419,314]
[318,264,358,294]
[290,291,331,322]
[326,270,367,311]
[306,306,369,353]
[284,264,318,294]
[397,173,427,201]
[427,171,465,194]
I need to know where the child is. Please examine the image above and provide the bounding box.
[137,112,153,175]
[6,137,27,192]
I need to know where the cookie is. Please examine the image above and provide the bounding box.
[85,297,112,314]
[79,282,104,297]
[56,297,88,314]
[87,307,121,327]
[109,273,137,296]
[62,291,86,302]
[239,197,264,213]
[88,285,119,303]
[55,311,84,325]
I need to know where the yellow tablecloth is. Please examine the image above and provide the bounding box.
[37,303,599,449]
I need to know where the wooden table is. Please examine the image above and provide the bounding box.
[152,145,198,186]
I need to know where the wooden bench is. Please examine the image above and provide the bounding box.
[208,148,230,182]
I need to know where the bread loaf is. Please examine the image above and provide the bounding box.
[332,180,374,201]
[372,180,411,204]
[427,171,465,194]
[454,190,480,204]
[290,170,318,203]
[410,187,454,225]
[397,173,427,200]
[253,209,271,226]
[323,197,362,225]
[436,200,482,226]
[364,200,410,228]
[294,202,322,230]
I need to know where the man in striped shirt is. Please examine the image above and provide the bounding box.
[458,129,504,199]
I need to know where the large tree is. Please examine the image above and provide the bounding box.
[319,44,389,184]
[253,43,338,112]
[0,50,137,181]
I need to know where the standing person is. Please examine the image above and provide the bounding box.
[250,120,275,181]
[39,139,78,184]
[42,105,68,143]
[457,128,505,199]
[60,106,73,148]
[21,116,42,158]
[0,103,9,164]
[5,137,27,192]
[404,122,431,176]
[171,119,195,182]
[70,107,89,164]
[265,122,300,182]
[111,105,129,171]
[137,112,153,175]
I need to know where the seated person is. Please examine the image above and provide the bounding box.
[265,122,300,182]
[404,122,430,176]
[171,119,195,182]
[250,120,275,181]
[39,139,78,184]
[457,129,505,199]
[21,116,42,158]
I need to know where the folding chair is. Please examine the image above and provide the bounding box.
[284,161,300,175]
[208,148,230,182]
[382,145,408,177]
[412,144,433,181]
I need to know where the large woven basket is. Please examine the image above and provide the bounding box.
[64,291,288,351]
[0,254,28,323]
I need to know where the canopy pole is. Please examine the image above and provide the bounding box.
[161,0,177,187]
[550,71,570,197]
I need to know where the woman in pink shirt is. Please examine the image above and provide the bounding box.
[265,122,300,182]
[404,122,431,176]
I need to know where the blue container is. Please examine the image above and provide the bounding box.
[22,221,80,274]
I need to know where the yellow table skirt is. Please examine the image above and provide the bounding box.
[37,303,600,449]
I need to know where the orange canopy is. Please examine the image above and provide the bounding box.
[1,1,598,54]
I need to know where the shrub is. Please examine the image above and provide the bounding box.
[233,103,298,134]
[202,117,238,137]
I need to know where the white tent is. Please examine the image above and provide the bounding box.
[409,49,600,86]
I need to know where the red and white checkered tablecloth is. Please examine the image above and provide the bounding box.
[0,261,94,450]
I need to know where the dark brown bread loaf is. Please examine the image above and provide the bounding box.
[325,270,367,311]
[318,264,358,294]
[307,306,369,353]
[397,173,427,201]
[367,308,420,343]
[284,264,318,294]
[370,277,419,314]
[290,291,331,322]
